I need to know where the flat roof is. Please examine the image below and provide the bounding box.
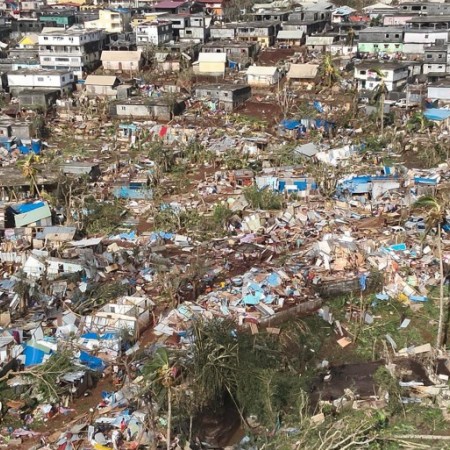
[407,15,450,23]
[355,61,412,70]
[10,68,72,75]
[195,84,250,91]
[359,26,404,33]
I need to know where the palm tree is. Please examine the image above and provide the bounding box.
[144,348,177,450]
[18,153,41,196]
[414,196,446,348]
[319,53,341,87]
[370,68,388,136]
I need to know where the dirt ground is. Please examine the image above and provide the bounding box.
[257,47,302,65]
[235,99,282,126]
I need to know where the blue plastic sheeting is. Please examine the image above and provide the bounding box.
[23,345,46,367]
[101,332,117,340]
[79,350,106,371]
[81,332,99,340]
[313,100,324,113]
[414,177,438,186]
[424,109,450,121]
[376,293,389,301]
[15,201,45,213]
[359,274,367,291]
[281,119,301,130]
[410,295,427,302]
[150,231,174,240]
[242,293,263,305]
[385,243,407,252]
[113,186,152,200]
[266,273,282,287]
[119,123,138,131]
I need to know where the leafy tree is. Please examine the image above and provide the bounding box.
[83,197,127,235]
[244,185,283,210]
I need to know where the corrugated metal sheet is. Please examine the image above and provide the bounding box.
[247,65,278,76]
[198,52,227,63]
[15,204,51,227]
[305,36,334,46]
[277,30,304,39]
[84,75,119,86]
[101,50,142,62]
[287,63,319,79]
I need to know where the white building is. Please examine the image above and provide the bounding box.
[136,20,173,47]
[38,27,105,78]
[428,82,450,101]
[7,69,74,95]
[404,29,449,55]
[83,296,154,338]
[246,65,281,87]
[354,62,411,91]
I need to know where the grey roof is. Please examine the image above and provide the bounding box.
[294,142,319,157]
[277,30,304,39]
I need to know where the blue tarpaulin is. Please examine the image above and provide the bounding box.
[23,344,46,367]
[79,351,106,371]
[266,273,282,287]
[281,119,301,130]
[313,101,324,113]
[424,109,450,121]
[359,274,367,291]
[414,177,438,186]
[15,201,45,214]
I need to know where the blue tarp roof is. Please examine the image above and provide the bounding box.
[14,201,45,214]
[424,109,450,121]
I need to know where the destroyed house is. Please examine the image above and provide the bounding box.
[23,254,88,279]
[256,172,317,194]
[5,201,52,229]
[194,84,251,111]
[0,167,58,199]
[82,296,153,338]
[60,162,101,180]
[111,96,186,120]
[229,169,254,187]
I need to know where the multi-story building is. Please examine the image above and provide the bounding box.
[179,14,211,43]
[235,22,280,48]
[7,68,74,96]
[84,8,131,33]
[404,16,450,56]
[423,44,448,77]
[136,20,172,47]
[358,26,404,55]
[354,62,412,92]
[39,10,76,28]
[38,27,105,78]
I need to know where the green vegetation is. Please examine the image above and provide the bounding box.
[153,203,234,239]
[244,185,283,210]
[84,197,126,235]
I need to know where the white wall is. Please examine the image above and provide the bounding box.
[8,71,73,88]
